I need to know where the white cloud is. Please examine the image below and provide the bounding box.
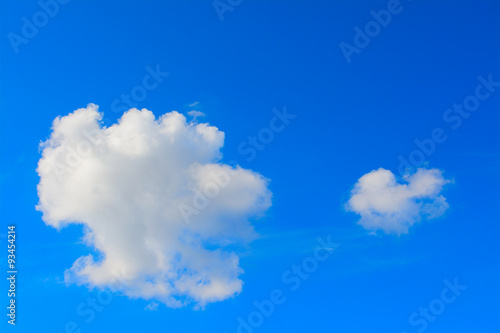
[36,104,272,308]
[346,168,450,235]
[187,110,205,120]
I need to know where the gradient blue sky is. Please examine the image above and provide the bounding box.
[1,0,499,332]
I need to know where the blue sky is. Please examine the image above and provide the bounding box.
[1,0,499,332]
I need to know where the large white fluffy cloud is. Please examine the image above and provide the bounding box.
[346,168,450,235]
[36,104,272,307]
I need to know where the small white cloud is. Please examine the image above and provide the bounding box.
[188,101,200,107]
[36,104,271,308]
[187,110,205,120]
[145,301,159,311]
[346,168,450,235]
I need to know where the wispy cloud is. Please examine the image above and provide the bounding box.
[145,302,159,311]
[187,110,205,120]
